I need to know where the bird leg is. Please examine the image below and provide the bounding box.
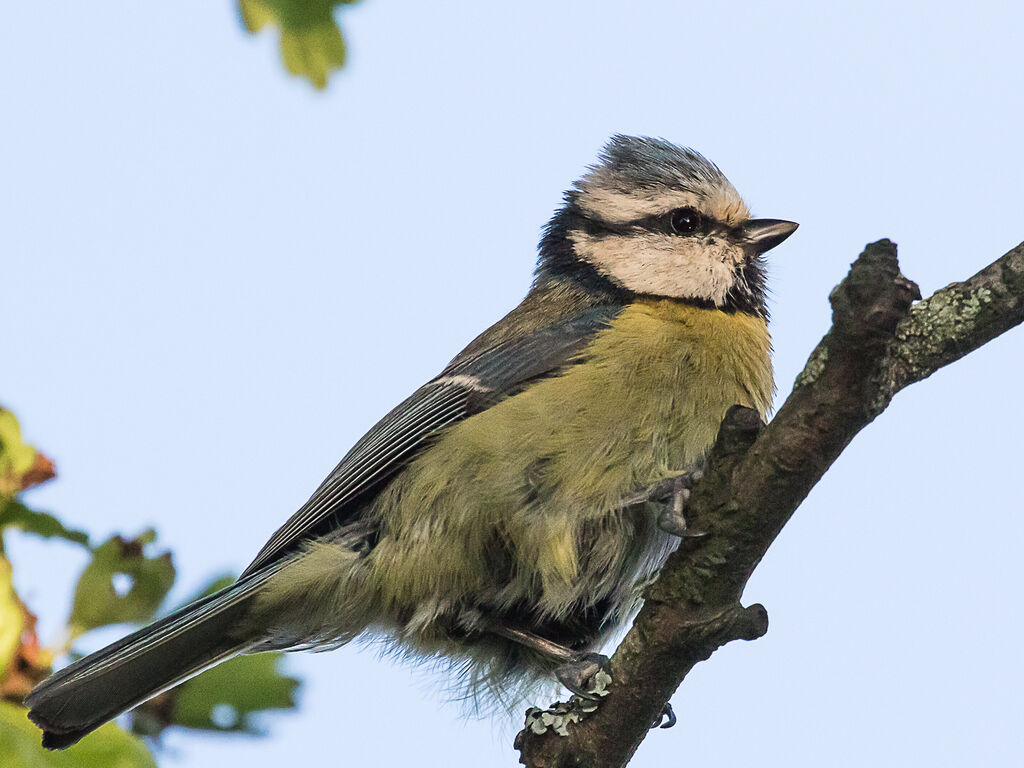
[623,469,707,538]
[490,622,679,737]
[486,623,611,699]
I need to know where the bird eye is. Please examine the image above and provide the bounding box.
[669,208,702,235]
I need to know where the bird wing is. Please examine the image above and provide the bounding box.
[239,304,621,577]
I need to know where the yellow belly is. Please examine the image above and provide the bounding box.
[366,300,774,620]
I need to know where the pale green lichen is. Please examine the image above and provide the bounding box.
[794,343,829,388]
[901,285,993,365]
[868,283,999,417]
[524,684,608,737]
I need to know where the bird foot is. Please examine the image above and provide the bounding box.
[629,470,708,538]
[554,652,611,700]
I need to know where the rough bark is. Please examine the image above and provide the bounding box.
[515,238,1024,768]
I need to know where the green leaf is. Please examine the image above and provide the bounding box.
[238,0,274,31]
[168,652,300,734]
[238,0,354,88]
[0,410,37,490]
[68,531,175,636]
[0,556,24,672]
[0,408,57,533]
[0,701,157,768]
[0,502,89,547]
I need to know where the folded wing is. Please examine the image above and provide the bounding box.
[240,305,621,577]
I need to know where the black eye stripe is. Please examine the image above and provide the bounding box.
[569,205,730,238]
[576,213,686,237]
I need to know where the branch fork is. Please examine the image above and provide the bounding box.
[515,237,1024,768]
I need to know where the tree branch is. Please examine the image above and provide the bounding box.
[515,238,1024,768]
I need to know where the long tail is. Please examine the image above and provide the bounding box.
[25,570,275,749]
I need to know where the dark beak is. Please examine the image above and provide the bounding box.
[739,219,799,256]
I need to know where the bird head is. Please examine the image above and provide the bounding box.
[537,135,797,318]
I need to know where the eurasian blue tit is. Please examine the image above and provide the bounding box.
[27,135,797,748]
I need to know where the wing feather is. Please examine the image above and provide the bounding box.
[240,304,621,576]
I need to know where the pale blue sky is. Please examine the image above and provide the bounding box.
[3,2,1023,766]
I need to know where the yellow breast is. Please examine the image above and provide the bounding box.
[520,298,774,511]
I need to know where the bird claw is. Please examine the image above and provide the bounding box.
[644,470,706,538]
[648,470,704,502]
[650,702,677,729]
[554,652,611,700]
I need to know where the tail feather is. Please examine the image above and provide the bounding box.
[26,572,274,749]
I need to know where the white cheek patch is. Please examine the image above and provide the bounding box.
[571,231,743,305]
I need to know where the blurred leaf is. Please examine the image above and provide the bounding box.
[69,532,174,636]
[0,701,157,768]
[0,557,23,674]
[0,409,55,498]
[0,411,37,489]
[238,0,274,31]
[0,502,89,547]
[238,0,357,88]
[169,652,300,734]
[0,560,49,703]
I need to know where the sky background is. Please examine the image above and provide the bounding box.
[3,1,1023,766]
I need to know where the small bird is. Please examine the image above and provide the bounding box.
[27,135,797,748]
